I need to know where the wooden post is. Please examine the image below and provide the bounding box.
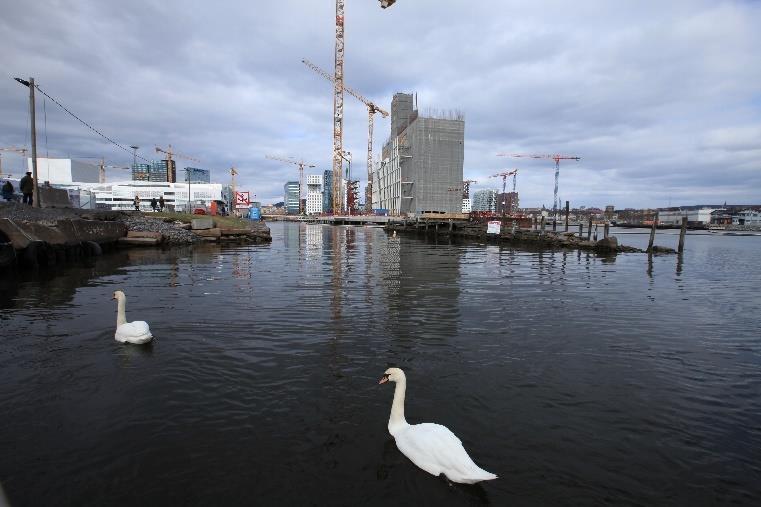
[678,216,687,253]
[578,223,583,237]
[448,219,453,232]
[533,216,537,230]
[540,216,546,234]
[552,219,557,231]
[647,219,657,252]
[604,223,609,239]
[29,77,40,208]
[594,224,598,241]
[586,216,593,241]
[564,201,570,231]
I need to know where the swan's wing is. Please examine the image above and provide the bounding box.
[115,321,153,343]
[395,423,495,483]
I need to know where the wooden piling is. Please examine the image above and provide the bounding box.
[565,201,570,231]
[533,216,538,230]
[552,219,557,232]
[578,223,583,237]
[647,220,657,252]
[540,216,546,234]
[586,217,593,241]
[678,216,687,253]
[604,223,609,239]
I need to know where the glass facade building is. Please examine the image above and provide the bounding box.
[284,181,300,215]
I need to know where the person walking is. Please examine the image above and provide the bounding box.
[2,180,14,202]
[133,195,140,211]
[150,197,158,212]
[158,195,165,212]
[19,171,34,205]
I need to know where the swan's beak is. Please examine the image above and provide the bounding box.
[378,374,389,384]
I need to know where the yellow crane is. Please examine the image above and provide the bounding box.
[155,145,201,183]
[302,59,389,212]
[265,155,316,215]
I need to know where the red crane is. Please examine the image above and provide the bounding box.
[497,153,580,217]
[490,170,518,215]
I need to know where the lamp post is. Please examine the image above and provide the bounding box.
[14,77,40,208]
[129,145,139,177]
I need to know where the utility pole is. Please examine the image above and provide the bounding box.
[14,77,41,207]
[230,166,238,216]
[130,145,139,174]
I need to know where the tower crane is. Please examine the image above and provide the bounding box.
[0,147,29,178]
[266,155,316,215]
[302,58,389,213]
[497,153,579,218]
[490,170,518,216]
[462,179,478,199]
[155,145,201,183]
[330,0,397,215]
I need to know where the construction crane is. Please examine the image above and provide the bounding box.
[330,0,397,215]
[497,153,579,218]
[490,170,518,216]
[301,58,389,213]
[266,155,316,215]
[0,147,29,178]
[155,145,201,183]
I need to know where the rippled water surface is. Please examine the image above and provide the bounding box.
[1,222,760,506]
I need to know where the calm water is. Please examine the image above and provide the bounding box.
[1,222,760,506]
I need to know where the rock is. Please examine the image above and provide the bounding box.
[0,243,16,269]
[191,217,214,230]
[194,228,221,238]
[220,228,252,236]
[118,237,160,246]
[595,236,619,251]
[127,230,163,241]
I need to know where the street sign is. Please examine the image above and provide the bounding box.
[235,191,250,209]
[487,220,501,234]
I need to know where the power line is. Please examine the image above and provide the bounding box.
[32,83,151,163]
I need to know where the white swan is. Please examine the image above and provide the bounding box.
[379,367,497,484]
[112,290,153,344]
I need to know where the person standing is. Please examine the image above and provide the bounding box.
[133,195,140,211]
[150,197,158,212]
[159,195,165,212]
[2,180,14,201]
[19,171,34,205]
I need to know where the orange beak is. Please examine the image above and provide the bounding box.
[378,374,389,384]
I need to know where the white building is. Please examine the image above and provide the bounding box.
[472,189,497,212]
[733,209,761,225]
[658,208,717,225]
[306,174,324,215]
[92,180,222,211]
[462,198,471,213]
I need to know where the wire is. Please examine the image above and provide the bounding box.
[43,95,49,159]
[33,83,151,163]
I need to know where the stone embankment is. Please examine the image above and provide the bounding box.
[0,203,271,272]
[385,220,676,255]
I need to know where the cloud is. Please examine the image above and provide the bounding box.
[1,0,759,207]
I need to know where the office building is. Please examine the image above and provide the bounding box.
[284,181,300,214]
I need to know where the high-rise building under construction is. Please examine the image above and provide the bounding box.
[372,93,464,214]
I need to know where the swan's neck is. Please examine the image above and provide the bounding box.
[116,298,127,326]
[389,378,408,434]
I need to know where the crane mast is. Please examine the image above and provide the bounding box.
[498,153,580,218]
[332,0,345,215]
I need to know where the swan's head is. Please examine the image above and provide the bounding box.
[379,367,405,385]
[112,290,126,301]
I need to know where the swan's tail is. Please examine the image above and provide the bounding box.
[460,467,497,484]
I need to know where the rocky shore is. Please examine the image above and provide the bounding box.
[0,202,271,272]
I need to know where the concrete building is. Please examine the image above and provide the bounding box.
[91,180,222,211]
[372,93,464,215]
[495,192,519,215]
[472,189,497,212]
[306,174,323,215]
[27,158,100,184]
[283,181,300,215]
[462,198,471,213]
[658,208,717,225]
[733,209,761,225]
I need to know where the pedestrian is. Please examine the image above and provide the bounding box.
[134,195,140,211]
[19,171,34,205]
[150,197,158,212]
[2,180,14,201]
[158,195,165,212]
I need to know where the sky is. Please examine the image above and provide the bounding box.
[1,0,760,208]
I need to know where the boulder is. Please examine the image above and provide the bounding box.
[191,217,214,230]
[595,236,619,252]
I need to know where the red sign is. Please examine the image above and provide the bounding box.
[235,191,250,208]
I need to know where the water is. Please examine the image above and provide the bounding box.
[1,223,760,506]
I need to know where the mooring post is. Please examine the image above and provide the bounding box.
[604,223,609,239]
[511,221,516,234]
[540,216,546,235]
[533,216,537,230]
[678,216,687,253]
[587,216,593,241]
[647,219,657,253]
[552,219,557,231]
[448,219,453,232]
[565,201,570,232]
[578,223,583,237]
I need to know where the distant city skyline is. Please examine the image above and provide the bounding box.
[1,1,759,207]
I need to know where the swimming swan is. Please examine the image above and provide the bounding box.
[379,367,497,484]
[112,290,153,344]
